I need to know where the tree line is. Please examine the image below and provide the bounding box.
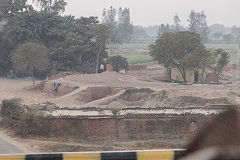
[102,6,133,45]
[158,11,209,43]
[0,0,130,79]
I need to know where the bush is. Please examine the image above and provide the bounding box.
[80,62,96,74]
[1,98,24,120]
[15,110,49,136]
[108,55,128,72]
[1,98,49,136]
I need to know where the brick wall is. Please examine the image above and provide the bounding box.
[128,64,148,71]
[46,114,212,140]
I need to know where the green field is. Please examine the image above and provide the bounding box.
[230,54,239,64]
[115,43,239,64]
[121,54,153,64]
[205,43,238,50]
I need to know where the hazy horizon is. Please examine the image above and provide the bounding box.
[63,0,239,27]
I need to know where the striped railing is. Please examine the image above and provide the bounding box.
[0,150,184,160]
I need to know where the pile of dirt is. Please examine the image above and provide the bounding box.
[107,90,233,109]
[161,96,232,108]
[30,81,76,97]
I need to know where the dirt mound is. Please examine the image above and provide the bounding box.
[48,72,75,80]
[30,81,75,97]
[162,96,232,108]
[107,90,233,109]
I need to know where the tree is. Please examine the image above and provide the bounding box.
[94,24,109,73]
[0,0,108,76]
[102,6,118,44]
[0,31,11,76]
[231,25,239,41]
[188,10,209,43]
[223,34,234,42]
[158,24,171,38]
[108,55,128,72]
[117,7,133,44]
[212,49,230,84]
[173,13,181,32]
[213,32,222,39]
[32,0,67,14]
[149,31,203,83]
[185,47,215,83]
[0,0,32,20]
[11,42,49,84]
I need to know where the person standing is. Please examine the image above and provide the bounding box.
[99,64,105,73]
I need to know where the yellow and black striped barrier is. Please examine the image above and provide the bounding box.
[0,150,185,160]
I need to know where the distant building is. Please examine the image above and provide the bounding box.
[170,68,217,84]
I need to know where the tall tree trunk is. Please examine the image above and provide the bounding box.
[96,43,103,74]
[32,71,35,85]
[177,66,187,83]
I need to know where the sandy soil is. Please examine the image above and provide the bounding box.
[0,69,240,108]
[0,68,239,152]
[0,78,53,105]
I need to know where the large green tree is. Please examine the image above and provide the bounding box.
[0,0,32,20]
[0,32,11,75]
[0,0,108,76]
[11,42,49,84]
[149,31,204,83]
[33,0,67,14]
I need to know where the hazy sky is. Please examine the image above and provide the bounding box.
[64,0,239,27]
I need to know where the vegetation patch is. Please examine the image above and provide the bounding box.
[1,98,49,137]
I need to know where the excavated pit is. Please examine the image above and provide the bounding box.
[80,86,122,103]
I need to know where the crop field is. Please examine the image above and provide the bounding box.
[121,53,153,64]
[114,42,239,64]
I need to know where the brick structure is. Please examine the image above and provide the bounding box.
[80,86,122,103]
[106,64,114,72]
[128,64,148,71]
[45,114,212,140]
[171,68,217,83]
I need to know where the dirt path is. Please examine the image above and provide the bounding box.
[0,130,36,154]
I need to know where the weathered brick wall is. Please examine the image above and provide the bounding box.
[128,64,148,71]
[82,118,118,140]
[47,114,212,140]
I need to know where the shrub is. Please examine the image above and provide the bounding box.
[80,62,96,74]
[108,55,128,72]
[1,98,24,120]
[15,110,49,136]
[1,98,49,136]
